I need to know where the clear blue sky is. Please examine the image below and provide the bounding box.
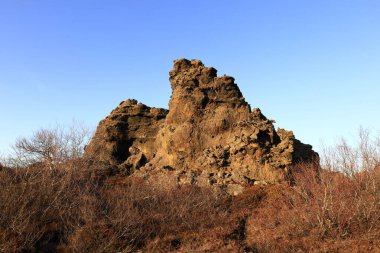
[0,0,379,154]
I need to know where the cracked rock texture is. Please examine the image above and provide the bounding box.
[85,59,318,194]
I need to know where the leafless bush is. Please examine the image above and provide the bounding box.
[0,160,229,253]
[0,161,98,253]
[321,127,380,174]
[6,122,91,169]
[65,180,228,253]
[247,129,380,252]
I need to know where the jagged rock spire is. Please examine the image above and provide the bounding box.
[85,59,318,194]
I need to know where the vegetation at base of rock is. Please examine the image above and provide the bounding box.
[1,127,380,252]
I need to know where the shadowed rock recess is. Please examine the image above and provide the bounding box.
[85,59,318,195]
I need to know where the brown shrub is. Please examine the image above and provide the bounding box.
[65,179,229,253]
[0,160,98,253]
[246,130,380,252]
[0,160,230,253]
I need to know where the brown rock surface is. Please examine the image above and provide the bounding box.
[85,59,318,193]
[84,99,168,173]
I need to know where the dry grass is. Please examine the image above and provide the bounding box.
[1,128,380,252]
[0,160,230,253]
[0,161,97,252]
[246,166,380,252]
[246,129,380,252]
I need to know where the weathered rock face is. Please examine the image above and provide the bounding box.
[85,59,318,194]
[84,99,168,173]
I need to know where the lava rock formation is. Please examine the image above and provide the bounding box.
[85,59,318,194]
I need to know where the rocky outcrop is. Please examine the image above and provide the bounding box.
[84,99,168,173]
[85,59,318,194]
